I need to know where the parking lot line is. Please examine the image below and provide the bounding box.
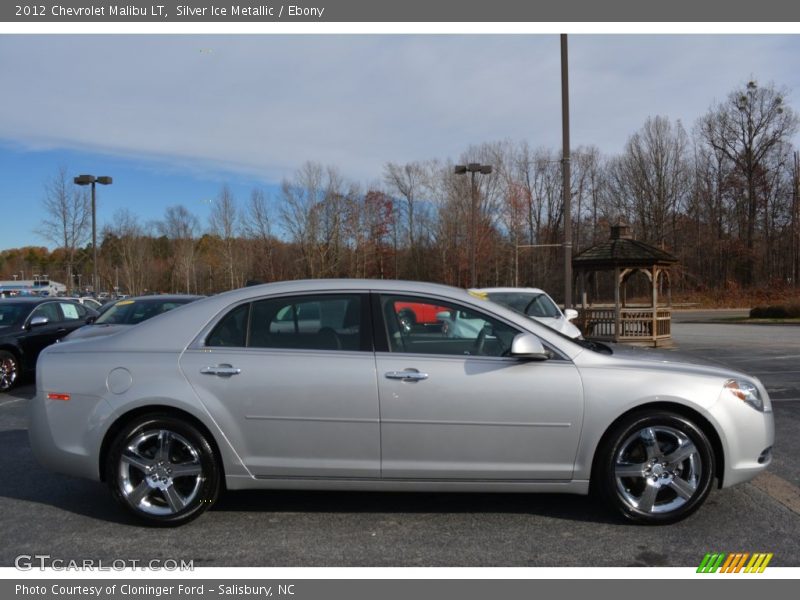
[750,472,800,515]
[0,397,23,408]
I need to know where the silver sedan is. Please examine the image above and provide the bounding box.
[29,279,774,526]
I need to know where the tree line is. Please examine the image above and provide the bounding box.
[2,80,799,301]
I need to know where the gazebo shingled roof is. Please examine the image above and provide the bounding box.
[572,224,678,269]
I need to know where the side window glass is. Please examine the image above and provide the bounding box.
[207,304,250,347]
[59,302,84,320]
[380,295,519,357]
[31,302,61,324]
[249,295,362,351]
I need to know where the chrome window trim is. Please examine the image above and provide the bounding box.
[373,291,570,362]
[188,289,372,352]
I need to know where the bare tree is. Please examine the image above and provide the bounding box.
[698,80,798,283]
[104,209,150,295]
[606,116,691,246]
[158,205,199,293]
[242,188,275,281]
[280,162,355,278]
[571,146,604,249]
[280,162,324,278]
[384,161,428,278]
[209,185,240,290]
[36,168,91,292]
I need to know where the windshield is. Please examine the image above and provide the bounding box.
[95,299,189,325]
[487,292,561,319]
[0,303,28,328]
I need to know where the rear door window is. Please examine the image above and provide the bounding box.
[206,294,368,352]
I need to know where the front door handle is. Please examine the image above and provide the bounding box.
[385,369,428,382]
[201,364,241,377]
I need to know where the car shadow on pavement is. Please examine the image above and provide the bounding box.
[4,428,620,526]
[4,380,35,400]
[0,429,140,526]
[212,489,621,525]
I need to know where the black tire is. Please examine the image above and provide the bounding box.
[0,350,20,393]
[594,410,714,525]
[105,414,221,526]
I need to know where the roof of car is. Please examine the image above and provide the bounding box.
[472,287,547,295]
[110,294,204,303]
[51,279,582,360]
[0,297,75,305]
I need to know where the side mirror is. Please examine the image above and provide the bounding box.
[564,308,578,322]
[86,316,97,324]
[28,316,49,329]
[510,333,550,361]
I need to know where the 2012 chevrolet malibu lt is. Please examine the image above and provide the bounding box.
[29,280,774,526]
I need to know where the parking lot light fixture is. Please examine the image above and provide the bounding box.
[73,174,113,296]
[454,163,493,287]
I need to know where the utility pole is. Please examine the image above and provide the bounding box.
[793,151,799,286]
[561,34,573,308]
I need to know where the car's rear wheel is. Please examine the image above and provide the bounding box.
[106,414,221,526]
[595,411,714,524]
[0,350,19,393]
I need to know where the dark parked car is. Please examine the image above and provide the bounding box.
[0,298,98,392]
[63,295,203,342]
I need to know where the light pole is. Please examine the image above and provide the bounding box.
[561,33,573,308]
[73,174,112,296]
[455,163,492,287]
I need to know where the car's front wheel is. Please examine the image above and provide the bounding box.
[105,414,221,526]
[595,411,714,524]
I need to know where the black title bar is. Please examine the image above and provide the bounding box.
[3,0,800,22]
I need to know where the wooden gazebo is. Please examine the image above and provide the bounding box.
[572,223,678,347]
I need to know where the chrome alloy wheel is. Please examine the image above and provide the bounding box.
[0,353,18,392]
[614,426,702,514]
[118,429,204,516]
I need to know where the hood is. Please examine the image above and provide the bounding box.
[582,342,755,382]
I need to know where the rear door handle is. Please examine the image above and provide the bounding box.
[385,369,428,382]
[201,365,241,377]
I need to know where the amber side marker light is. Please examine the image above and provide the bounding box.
[47,393,71,401]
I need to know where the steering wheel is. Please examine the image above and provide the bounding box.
[472,325,488,356]
[397,309,416,333]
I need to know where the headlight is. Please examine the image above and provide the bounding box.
[724,379,764,411]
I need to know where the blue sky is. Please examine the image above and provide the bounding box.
[0,141,278,246]
[1,34,799,250]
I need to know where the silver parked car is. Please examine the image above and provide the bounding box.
[29,279,774,526]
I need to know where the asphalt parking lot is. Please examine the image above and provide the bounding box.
[1,314,798,567]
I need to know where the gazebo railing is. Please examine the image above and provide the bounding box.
[577,307,671,343]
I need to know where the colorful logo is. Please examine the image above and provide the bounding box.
[697,552,773,573]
